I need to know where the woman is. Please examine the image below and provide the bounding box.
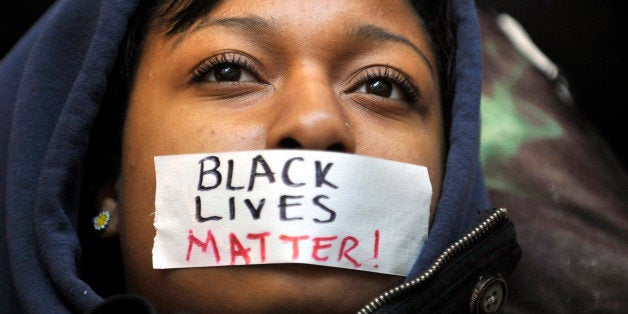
[0,0,520,312]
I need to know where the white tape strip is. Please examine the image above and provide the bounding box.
[153,150,431,276]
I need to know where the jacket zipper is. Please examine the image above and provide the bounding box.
[357,207,509,313]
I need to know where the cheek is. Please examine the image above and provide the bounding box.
[353,117,443,167]
[117,96,272,285]
[116,144,155,283]
[352,116,445,218]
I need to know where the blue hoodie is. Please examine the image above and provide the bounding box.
[0,0,519,312]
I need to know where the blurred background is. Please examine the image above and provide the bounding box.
[477,0,627,171]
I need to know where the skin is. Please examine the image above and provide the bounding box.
[117,0,444,312]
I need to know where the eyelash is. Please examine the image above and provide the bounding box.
[355,66,420,104]
[191,54,420,104]
[191,52,260,83]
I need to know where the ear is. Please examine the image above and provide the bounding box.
[93,183,120,238]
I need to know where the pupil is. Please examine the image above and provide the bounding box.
[366,79,392,97]
[215,65,241,81]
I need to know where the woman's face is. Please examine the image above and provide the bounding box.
[119,0,444,312]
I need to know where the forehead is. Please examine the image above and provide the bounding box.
[205,0,418,21]
[148,0,435,68]
[153,0,427,40]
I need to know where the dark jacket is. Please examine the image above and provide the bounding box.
[0,0,520,312]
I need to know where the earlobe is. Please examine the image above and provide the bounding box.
[93,196,119,238]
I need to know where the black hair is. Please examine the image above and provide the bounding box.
[408,1,457,129]
[79,0,457,296]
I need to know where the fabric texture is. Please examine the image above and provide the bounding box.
[1,1,139,312]
[0,0,494,312]
[409,0,489,278]
[379,211,521,313]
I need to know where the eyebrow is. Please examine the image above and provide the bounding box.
[353,24,434,76]
[173,16,435,75]
[171,16,276,49]
[200,16,276,34]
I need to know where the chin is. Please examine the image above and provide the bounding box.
[130,263,403,313]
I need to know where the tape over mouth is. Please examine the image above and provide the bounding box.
[152,150,432,276]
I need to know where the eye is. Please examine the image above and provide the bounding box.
[192,52,261,84]
[205,63,256,82]
[356,78,403,100]
[351,67,419,104]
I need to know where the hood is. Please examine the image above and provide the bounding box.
[0,0,488,312]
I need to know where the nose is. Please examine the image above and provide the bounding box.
[266,71,356,152]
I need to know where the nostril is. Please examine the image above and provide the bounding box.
[277,138,346,151]
[327,143,345,152]
[278,138,302,149]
